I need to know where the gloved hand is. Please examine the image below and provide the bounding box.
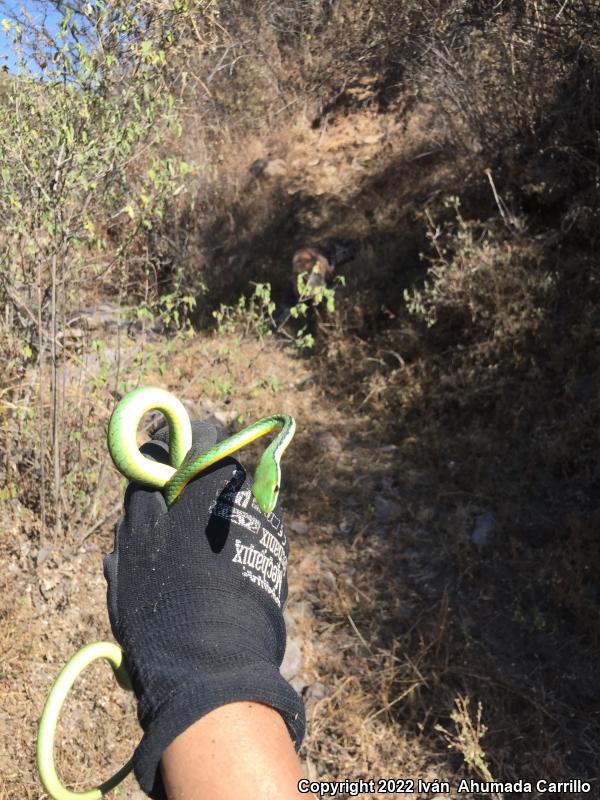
[103,421,305,799]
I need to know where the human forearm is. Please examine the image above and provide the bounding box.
[161,701,314,800]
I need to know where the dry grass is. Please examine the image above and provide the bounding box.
[3,2,600,797]
[5,321,597,799]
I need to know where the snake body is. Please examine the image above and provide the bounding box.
[107,386,296,512]
[38,387,296,799]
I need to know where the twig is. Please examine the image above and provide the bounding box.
[364,682,423,723]
[484,168,517,230]
[76,500,122,544]
[347,614,373,653]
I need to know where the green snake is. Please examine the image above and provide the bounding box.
[37,386,296,800]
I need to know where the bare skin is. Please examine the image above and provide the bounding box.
[161,701,316,800]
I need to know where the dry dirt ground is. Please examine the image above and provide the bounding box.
[2,103,599,800]
[1,329,453,800]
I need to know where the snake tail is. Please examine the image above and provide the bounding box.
[37,642,134,800]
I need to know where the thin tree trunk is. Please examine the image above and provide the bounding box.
[50,144,65,540]
[51,251,61,538]
[37,259,46,540]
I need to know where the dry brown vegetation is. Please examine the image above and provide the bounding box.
[2,1,600,798]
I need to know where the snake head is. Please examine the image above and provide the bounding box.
[252,455,280,514]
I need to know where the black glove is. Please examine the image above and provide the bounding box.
[103,421,305,799]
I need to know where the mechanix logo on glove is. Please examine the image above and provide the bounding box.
[209,465,288,607]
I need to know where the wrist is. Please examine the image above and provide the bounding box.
[135,664,305,797]
[122,579,305,797]
[161,702,312,800]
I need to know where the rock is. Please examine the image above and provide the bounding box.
[212,409,239,427]
[289,519,309,535]
[280,637,303,681]
[85,302,130,332]
[39,580,52,601]
[315,431,343,460]
[32,592,47,616]
[36,546,52,568]
[303,682,331,718]
[471,511,498,548]
[298,554,317,572]
[321,570,337,591]
[304,756,319,780]
[374,495,398,523]
[290,675,310,694]
[192,414,229,440]
[249,157,269,177]
[249,156,287,179]
[289,599,314,623]
[263,158,287,178]
[283,607,296,634]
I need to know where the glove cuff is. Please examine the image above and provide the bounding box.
[133,663,306,799]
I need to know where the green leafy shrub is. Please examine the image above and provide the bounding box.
[404,199,548,344]
[213,274,345,351]
[0,1,205,535]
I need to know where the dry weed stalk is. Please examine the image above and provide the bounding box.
[436,696,502,800]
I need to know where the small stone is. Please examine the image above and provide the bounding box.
[374,495,398,523]
[315,431,343,460]
[280,637,303,681]
[212,409,238,427]
[290,675,310,694]
[283,607,296,634]
[249,157,269,177]
[303,682,331,718]
[36,547,51,568]
[321,570,337,591]
[263,158,287,178]
[289,599,315,623]
[304,757,319,780]
[32,592,47,617]
[39,580,52,601]
[298,554,317,572]
[471,511,498,548]
[289,519,309,535]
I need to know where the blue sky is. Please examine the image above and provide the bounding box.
[1,2,62,73]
